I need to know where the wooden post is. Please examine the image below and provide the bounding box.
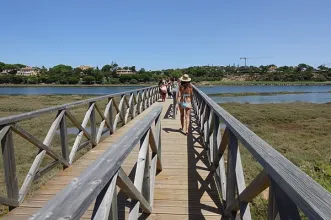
[211,113,219,171]
[225,137,237,218]
[91,172,118,220]
[59,110,69,167]
[129,129,151,219]
[90,102,96,147]
[267,183,279,220]
[172,90,176,120]
[142,145,150,204]
[228,132,252,219]
[137,91,141,114]
[108,98,114,134]
[1,127,19,208]
[270,178,301,219]
[111,186,118,220]
[119,95,126,125]
[155,114,162,171]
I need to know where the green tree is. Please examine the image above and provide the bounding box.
[138,68,146,74]
[49,64,73,75]
[82,76,95,84]
[130,66,136,72]
[101,65,112,72]
[68,76,80,84]
[27,76,38,84]
[129,79,138,84]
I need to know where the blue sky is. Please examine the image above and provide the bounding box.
[0,0,330,70]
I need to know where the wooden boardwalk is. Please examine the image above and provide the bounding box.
[4,98,222,220]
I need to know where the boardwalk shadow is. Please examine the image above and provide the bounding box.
[186,111,224,219]
[163,103,176,119]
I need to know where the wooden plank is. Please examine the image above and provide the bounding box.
[212,113,219,170]
[117,168,152,213]
[229,133,251,219]
[95,102,112,144]
[149,128,162,171]
[192,85,331,219]
[271,179,301,220]
[267,183,279,220]
[59,111,69,165]
[67,104,95,164]
[215,157,226,202]
[149,154,157,207]
[108,98,114,134]
[0,196,19,207]
[218,127,229,159]
[91,172,118,220]
[0,125,10,140]
[155,114,162,171]
[129,129,151,219]
[65,109,96,145]
[1,128,19,205]
[11,125,69,167]
[28,106,161,220]
[111,186,118,220]
[239,170,270,203]
[225,139,237,219]
[95,102,111,129]
[227,170,270,212]
[33,160,60,181]
[142,146,150,203]
[89,102,97,146]
[118,95,126,125]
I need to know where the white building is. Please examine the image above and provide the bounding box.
[116,69,135,75]
[17,67,38,76]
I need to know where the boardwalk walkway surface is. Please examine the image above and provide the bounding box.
[4,98,222,220]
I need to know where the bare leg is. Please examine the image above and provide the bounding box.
[179,108,184,130]
[184,108,191,134]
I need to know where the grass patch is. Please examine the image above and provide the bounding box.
[221,102,331,219]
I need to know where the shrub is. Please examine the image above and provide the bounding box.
[129,79,138,84]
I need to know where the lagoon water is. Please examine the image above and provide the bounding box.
[0,86,145,96]
[198,85,331,104]
[1,85,331,104]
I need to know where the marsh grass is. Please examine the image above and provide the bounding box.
[221,102,331,219]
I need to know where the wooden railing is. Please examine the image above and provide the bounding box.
[192,85,331,220]
[30,106,162,219]
[0,86,160,208]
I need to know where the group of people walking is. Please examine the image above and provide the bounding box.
[158,78,175,101]
[159,74,193,135]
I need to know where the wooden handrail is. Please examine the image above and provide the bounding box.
[0,86,157,126]
[29,106,163,220]
[0,86,160,209]
[192,85,331,219]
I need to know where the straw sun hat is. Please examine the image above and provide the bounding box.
[179,74,191,82]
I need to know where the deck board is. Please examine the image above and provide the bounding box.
[4,98,222,219]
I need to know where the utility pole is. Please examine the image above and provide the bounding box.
[240,57,247,66]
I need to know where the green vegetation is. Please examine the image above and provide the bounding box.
[1,61,331,85]
[222,102,331,219]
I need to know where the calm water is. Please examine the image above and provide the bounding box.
[198,85,331,104]
[1,85,331,104]
[0,86,145,95]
